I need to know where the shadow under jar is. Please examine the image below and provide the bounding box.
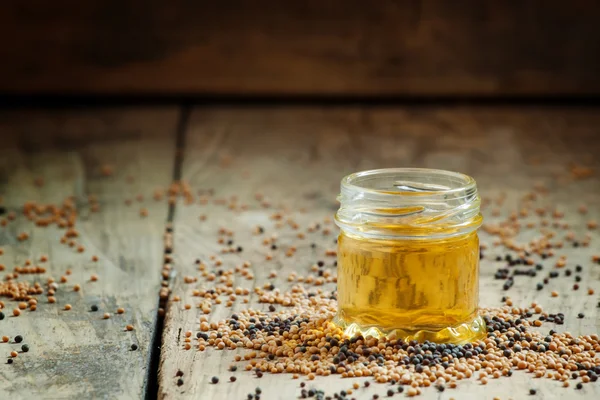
[333,168,486,344]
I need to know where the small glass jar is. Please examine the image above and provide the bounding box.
[334,168,486,344]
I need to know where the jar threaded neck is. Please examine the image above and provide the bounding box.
[335,168,482,239]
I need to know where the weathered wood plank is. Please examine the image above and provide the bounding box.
[1,1,600,96]
[0,108,179,398]
[160,106,600,399]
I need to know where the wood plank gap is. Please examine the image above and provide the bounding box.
[145,104,192,400]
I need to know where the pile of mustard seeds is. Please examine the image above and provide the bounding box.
[160,180,600,399]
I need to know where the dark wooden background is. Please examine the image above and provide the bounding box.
[1,1,600,97]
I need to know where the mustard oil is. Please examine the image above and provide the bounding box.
[334,168,486,344]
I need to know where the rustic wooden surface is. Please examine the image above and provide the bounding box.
[0,108,178,398]
[1,105,599,399]
[159,106,600,399]
[1,1,600,96]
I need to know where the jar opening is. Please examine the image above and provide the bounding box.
[336,168,482,239]
[343,168,475,196]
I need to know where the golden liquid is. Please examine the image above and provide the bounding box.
[334,231,486,344]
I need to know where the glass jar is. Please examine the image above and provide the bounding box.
[333,168,486,344]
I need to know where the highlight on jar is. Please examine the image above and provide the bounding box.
[333,168,486,344]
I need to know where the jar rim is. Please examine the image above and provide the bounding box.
[341,168,476,197]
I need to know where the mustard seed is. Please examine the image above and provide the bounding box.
[21,344,29,352]
[211,376,219,384]
[131,344,138,351]
[14,335,22,343]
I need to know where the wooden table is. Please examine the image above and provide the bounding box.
[0,104,599,399]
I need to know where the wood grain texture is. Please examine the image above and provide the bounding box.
[159,106,600,399]
[0,108,178,398]
[1,1,600,96]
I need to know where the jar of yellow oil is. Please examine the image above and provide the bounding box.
[334,168,486,344]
